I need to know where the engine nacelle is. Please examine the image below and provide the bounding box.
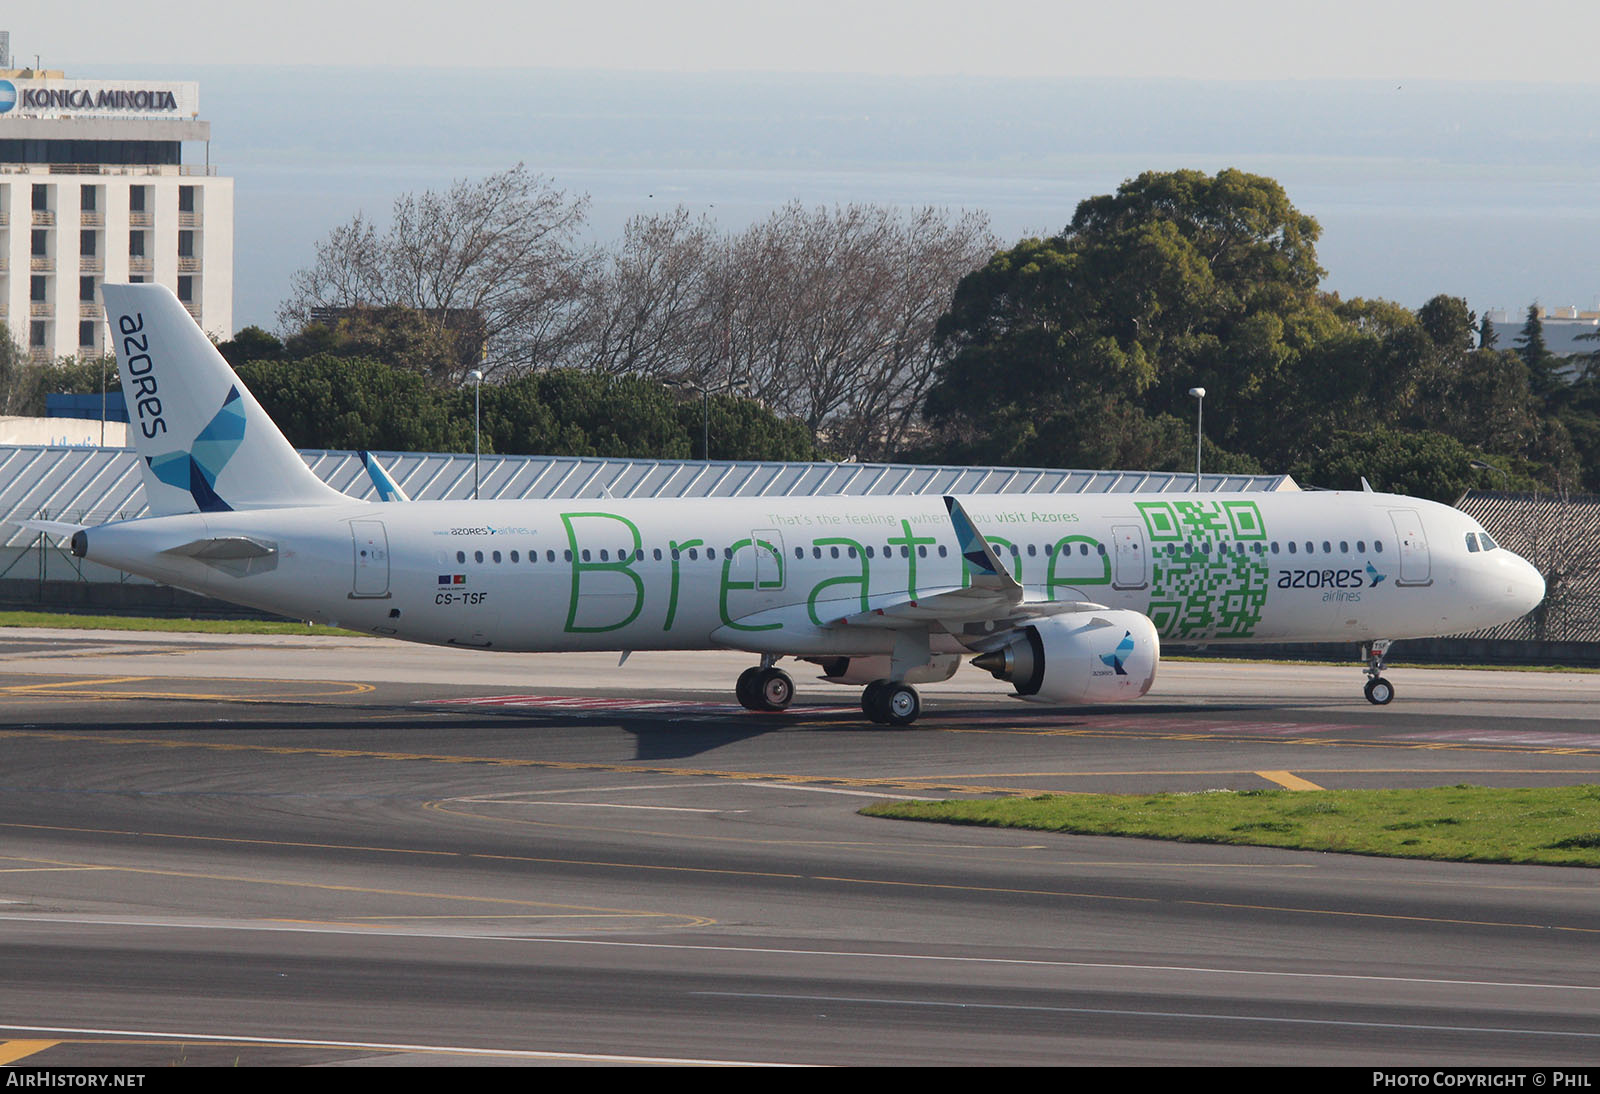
[808,653,962,685]
[971,610,1159,704]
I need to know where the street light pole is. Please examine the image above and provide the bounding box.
[1188,387,1206,492]
[468,369,483,499]
[665,376,751,461]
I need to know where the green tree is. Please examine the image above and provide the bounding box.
[1516,304,1563,401]
[925,169,1329,469]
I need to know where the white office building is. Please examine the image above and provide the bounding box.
[0,59,232,361]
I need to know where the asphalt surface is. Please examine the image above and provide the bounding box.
[1,629,1597,1066]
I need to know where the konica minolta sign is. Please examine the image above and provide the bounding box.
[0,78,198,119]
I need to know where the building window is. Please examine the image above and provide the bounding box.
[80,185,96,212]
[31,275,47,302]
[128,186,146,213]
[31,184,48,211]
[30,321,46,348]
[129,275,146,284]
[177,230,194,257]
[178,186,195,213]
[32,229,47,256]
[177,276,193,302]
[128,231,145,257]
[79,320,96,347]
[80,276,96,302]
[80,230,96,256]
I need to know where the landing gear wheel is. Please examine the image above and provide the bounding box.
[880,683,921,727]
[1364,676,1394,706]
[862,680,920,726]
[862,680,888,718]
[753,667,794,712]
[735,667,763,711]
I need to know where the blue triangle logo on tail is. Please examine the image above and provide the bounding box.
[1100,630,1135,676]
[146,386,246,512]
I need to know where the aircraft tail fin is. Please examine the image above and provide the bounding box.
[102,283,352,515]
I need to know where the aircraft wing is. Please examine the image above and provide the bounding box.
[825,496,1108,632]
[828,587,1109,633]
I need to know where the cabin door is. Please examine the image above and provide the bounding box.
[350,519,391,598]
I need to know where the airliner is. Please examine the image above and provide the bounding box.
[27,285,1547,725]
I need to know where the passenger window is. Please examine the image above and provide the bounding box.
[456,550,465,564]
[793,547,802,559]
[866,546,876,558]
[813,547,822,559]
[938,545,948,557]
[581,550,590,562]
[474,550,484,563]
[707,548,716,560]
[492,550,502,563]
[655,548,664,561]
[562,550,571,562]
[1271,541,1279,553]
[830,546,839,559]
[1374,541,1384,553]
[688,549,698,560]
[1357,540,1366,553]
[599,549,609,561]
[510,550,519,563]
[1322,541,1331,554]
[1287,541,1297,554]
[1338,541,1348,553]
[918,546,928,558]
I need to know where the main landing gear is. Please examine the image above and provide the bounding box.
[861,679,921,726]
[733,659,923,725]
[735,659,794,712]
[1362,639,1394,705]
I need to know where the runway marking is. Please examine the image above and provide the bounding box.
[1257,770,1324,790]
[450,797,738,814]
[0,1024,795,1067]
[692,990,1600,1041]
[0,1040,58,1064]
[0,675,375,702]
[420,694,860,716]
[0,848,715,930]
[503,938,1600,994]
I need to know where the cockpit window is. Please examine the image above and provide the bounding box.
[1465,533,1480,553]
[1480,532,1498,551]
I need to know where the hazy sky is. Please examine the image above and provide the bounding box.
[11,1,1600,81]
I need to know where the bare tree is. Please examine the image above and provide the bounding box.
[282,165,594,382]
[573,208,722,378]
[716,203,996,460]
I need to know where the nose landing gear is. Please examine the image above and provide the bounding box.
[1362,640,1394,705]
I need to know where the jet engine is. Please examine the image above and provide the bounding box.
[971,610,1158,704]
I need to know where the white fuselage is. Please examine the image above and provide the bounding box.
[79,489,1546,659]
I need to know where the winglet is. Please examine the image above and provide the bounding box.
[943,496,1021,593]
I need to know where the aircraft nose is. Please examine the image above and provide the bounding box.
[1509,554,1546,615]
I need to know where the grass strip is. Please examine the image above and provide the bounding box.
[864,785,1600,867]
[0,610,366,637]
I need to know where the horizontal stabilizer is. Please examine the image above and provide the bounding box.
[10,518,88,540]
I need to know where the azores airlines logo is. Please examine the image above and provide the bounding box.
[1099,630,1135,676]
[0,81,16,115]
[1366,562,1387,587]
[146,386,246,512]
